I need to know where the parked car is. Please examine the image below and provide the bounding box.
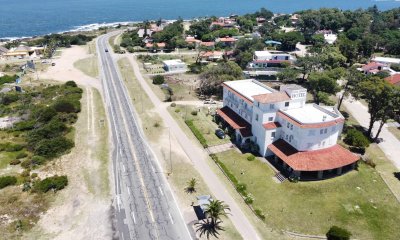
[204,99,216,104]
[105,49,109,52]
[215,129,225,139]
[51,62,56,66]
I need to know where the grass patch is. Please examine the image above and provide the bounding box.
[73,56,99,78]
[388,126,400,141]
[215,149,400,239]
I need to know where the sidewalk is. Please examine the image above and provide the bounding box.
[127,56,263,240]
[342,98,400,170]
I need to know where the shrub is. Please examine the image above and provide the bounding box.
[236,183,247,195]
[244,194,254,204]
[21,159,32,169]
[254,208,266,221]
[170,102,176,107]
[9,159,21,165]
[20,170,30,178]
[65,81,78,88]
[0,176,17,189]
[31,173,38,178]
[16,152,28,159]
[247,154,256,161]
[185,120,208,147]
[326,226,351,240]
[5,144,24,152]
[175,108,180,113]
[191,110,198,116]
[34,136,74,159]
[344,129,370,149]
[34,175,68,193]
[52,99,80,113]
[152,75,165,85]
[153,122,160,128]
[31,155,46,165]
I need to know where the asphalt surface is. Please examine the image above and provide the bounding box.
[96,32,192,240]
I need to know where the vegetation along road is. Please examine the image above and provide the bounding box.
[97,32,192,240]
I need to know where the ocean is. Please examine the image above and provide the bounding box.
[0,0,399,39]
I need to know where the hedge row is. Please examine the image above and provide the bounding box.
[185,120,208,148]
[34,175,68,193]
[210,154,266,221]
[0,176,17,189]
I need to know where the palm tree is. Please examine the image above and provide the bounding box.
[195,199,231,239]
[185,178,197,193]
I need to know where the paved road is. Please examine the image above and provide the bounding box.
[127,56,263,240]
[96,32,192,240]
[342,97,400,170]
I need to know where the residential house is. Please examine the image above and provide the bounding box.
[199,51,223,62]
[138,29,153,38]
[200,41,216,48]
[162,59,187,73]
[217,79,359,180]
[359,62,387,75]
[290,14,300,25]
[371,57,400,66]
[216,37,237,47]
[145,42,166,50]
[247,50,296,75]
[385,74,400,86]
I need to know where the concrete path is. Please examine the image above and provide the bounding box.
[128,56,262,240]
[206,143,235,154]
[342,97,400,170]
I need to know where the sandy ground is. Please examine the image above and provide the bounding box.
[40,45,102,90]
[24,44,113,240]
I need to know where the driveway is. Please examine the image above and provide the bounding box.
[342,97,400,170]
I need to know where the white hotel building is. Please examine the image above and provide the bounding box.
[217,79,359,180]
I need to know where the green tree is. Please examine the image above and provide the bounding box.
[374,86,400,140]
[344,128,370,150]
[273,31,305,51]
[337,67,365,110]
[308,71,340,104]
[277,68,299,83]
[185,178,197,193]
[326,226,351,240]
[195,199,231,239]
[296,55,320,80]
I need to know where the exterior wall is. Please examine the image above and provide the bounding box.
[223,87,253,123]
[164,63,186,72]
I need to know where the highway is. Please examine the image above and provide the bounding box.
[96,32,192,240]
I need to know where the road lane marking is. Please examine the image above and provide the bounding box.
[158,187,164,196]
[168,212,174,224]
[131,211,136,224]
[151,164,155,172]
[127,187,131,196]
[122,164,126,173]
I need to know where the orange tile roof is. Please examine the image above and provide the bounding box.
[218,37,236,42]
[216,106,252,137]
[268,139,360,171]
[200,41,215,47]
[277,111,344,129]
[252,92,290,104]
[385,74,400,86]
[263,122,281,129]
[361,62,385,71]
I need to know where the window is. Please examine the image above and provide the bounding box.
[287,122,290,128]
[289,135,293,142]
[268,117,273,121]
[331,126,336,132]
[255,114,259,121]
[271,132,276,138]
[320,129,324,134]
[285,102,289,107]
[285,134,288,140]
[324,128,327,134]
[270,104,274,109]
[322,141,325,147]
[257,102,260,107]
[290,124,293,130]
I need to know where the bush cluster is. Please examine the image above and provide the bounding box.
[152,75,165,85]
[0,176,17,189]
[185,120,208,148]
[247,154,256,161]
[0,143,24,152]
[326,226,351,240]
[344,129,370,149]
[34,175,68,193]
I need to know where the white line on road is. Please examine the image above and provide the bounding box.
[122,164,126,173]
[131,211,136,224]
[158,186,164,196]
[151,164,155,172]
[168,212,174,224]
[127,187,131,196]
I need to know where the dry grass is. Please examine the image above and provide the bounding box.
[387,126,400,141]
[73,56,99,78]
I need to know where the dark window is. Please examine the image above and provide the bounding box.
[285,102,289,107]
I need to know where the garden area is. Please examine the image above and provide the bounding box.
[215,149,400,239]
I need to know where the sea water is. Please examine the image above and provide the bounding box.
[0,0,399,38]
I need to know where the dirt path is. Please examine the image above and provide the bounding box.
[24,87,112,240]
[40,45,102,90]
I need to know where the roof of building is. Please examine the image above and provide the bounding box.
[277,105,344,129]
[263,122,282,130]
[218,37,236,42]
[216,106,252,137]
[162,59,185,65]
[254,51,272,57]
[385,74,400,85]
[372,57,400,64]
[200,41,215,47]
[361,62,385,71]
[268,139,360,171]
[253,92,290,104]
[14,45,30,52]
[200,51,223,58]
[252,59,290,64]
[223,79,274,102]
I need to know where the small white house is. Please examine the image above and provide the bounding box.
[371,57,400,66]
[162,59,187,73]
[324,33,337,44]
